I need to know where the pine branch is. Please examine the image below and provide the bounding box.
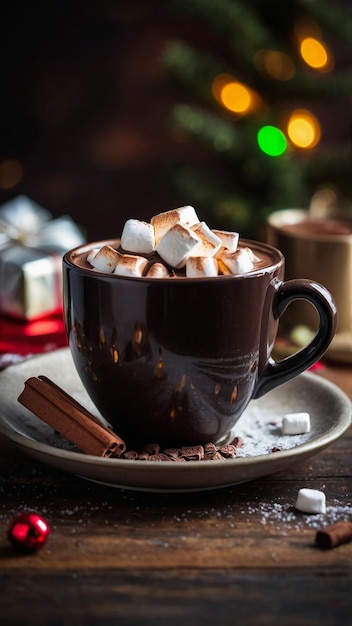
[169,0,273,74]
[168,164,254,231]
[164,1,352,230]
[170,0,272,47]
[170,104,245,156]
[163,41,224,102]
[165,40,352,107]
[303,143,352,186]
[168,152,310,235]
[265,154,309,208]
[298,0,352,44]
[284,67,352,100]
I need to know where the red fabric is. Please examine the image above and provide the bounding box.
[0,312,68,369]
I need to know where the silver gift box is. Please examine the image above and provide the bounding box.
[0,196,85,320]
[0,245,62,319]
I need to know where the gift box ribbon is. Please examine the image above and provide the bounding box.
[0,195,85,253]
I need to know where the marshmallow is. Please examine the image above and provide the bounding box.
[151,205,199,244]
[114,254,149,277]
[146,262,169,278]
[89,245,121,273]
[281,412,311,435]
[121,219,155,254]
[156,222,200,268]
[87,248,99,263]
[190,222,222,257]
[295,488,326,514]
[246,246,261,263]
[219,247,254,274]
[217,258,232,275]
[186,256,218,277]
[212,229,239,252]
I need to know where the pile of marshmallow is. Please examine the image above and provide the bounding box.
[87,205,258,278]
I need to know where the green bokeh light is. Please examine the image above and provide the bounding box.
[257,125,287,157]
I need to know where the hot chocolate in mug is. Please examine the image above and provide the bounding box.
[63,238,337,447]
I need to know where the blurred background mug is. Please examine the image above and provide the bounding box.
[266,208,352,362]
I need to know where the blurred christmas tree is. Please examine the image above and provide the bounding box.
[164,0,352,236]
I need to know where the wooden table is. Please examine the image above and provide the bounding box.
[1,360,351,625]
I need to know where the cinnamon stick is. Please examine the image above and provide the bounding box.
[18,376,126,458]
[315,521,352,549]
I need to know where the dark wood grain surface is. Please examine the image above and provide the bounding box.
[1,360,351,626]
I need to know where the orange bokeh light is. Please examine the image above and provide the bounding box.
[212,74,261,116]
[300,37,333,71]
[221,81,252,113]
[254,49,296,81]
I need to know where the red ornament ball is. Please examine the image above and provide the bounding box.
[7,512,51,553]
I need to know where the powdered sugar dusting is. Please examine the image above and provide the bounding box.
[245,498,352,531]
[232,402,311,457]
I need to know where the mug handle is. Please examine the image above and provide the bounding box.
[253,279,337,399]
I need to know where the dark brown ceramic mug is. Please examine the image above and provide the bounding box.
[63,238,337,447]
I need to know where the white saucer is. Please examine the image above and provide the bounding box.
[0,348,350,492]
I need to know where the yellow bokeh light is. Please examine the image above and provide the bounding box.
[300,37,333,71]
[0,159,24,189]
[287,109,321,149]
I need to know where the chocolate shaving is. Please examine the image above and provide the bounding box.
[18,376,126,458]
[148,453,173,462]
[218,444,237,459]
[123,450,139,460]
[120,441,243,462]
[141,443,160,455]
[204,451,223,460]
[230,436,243,448]
[163,448,181,460]
[180,445,204,461]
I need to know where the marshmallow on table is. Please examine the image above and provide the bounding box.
[121,219,155,254]
[190,222,222,257]
[151,205,199,245]
[156,222,200,268]
[219,247,254,275]
[114,254,149,277]
[186,256,219,277]
[295,488,326,514]
[281,412,311,435]
[89,245,121,273]
[212,229,239,252]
